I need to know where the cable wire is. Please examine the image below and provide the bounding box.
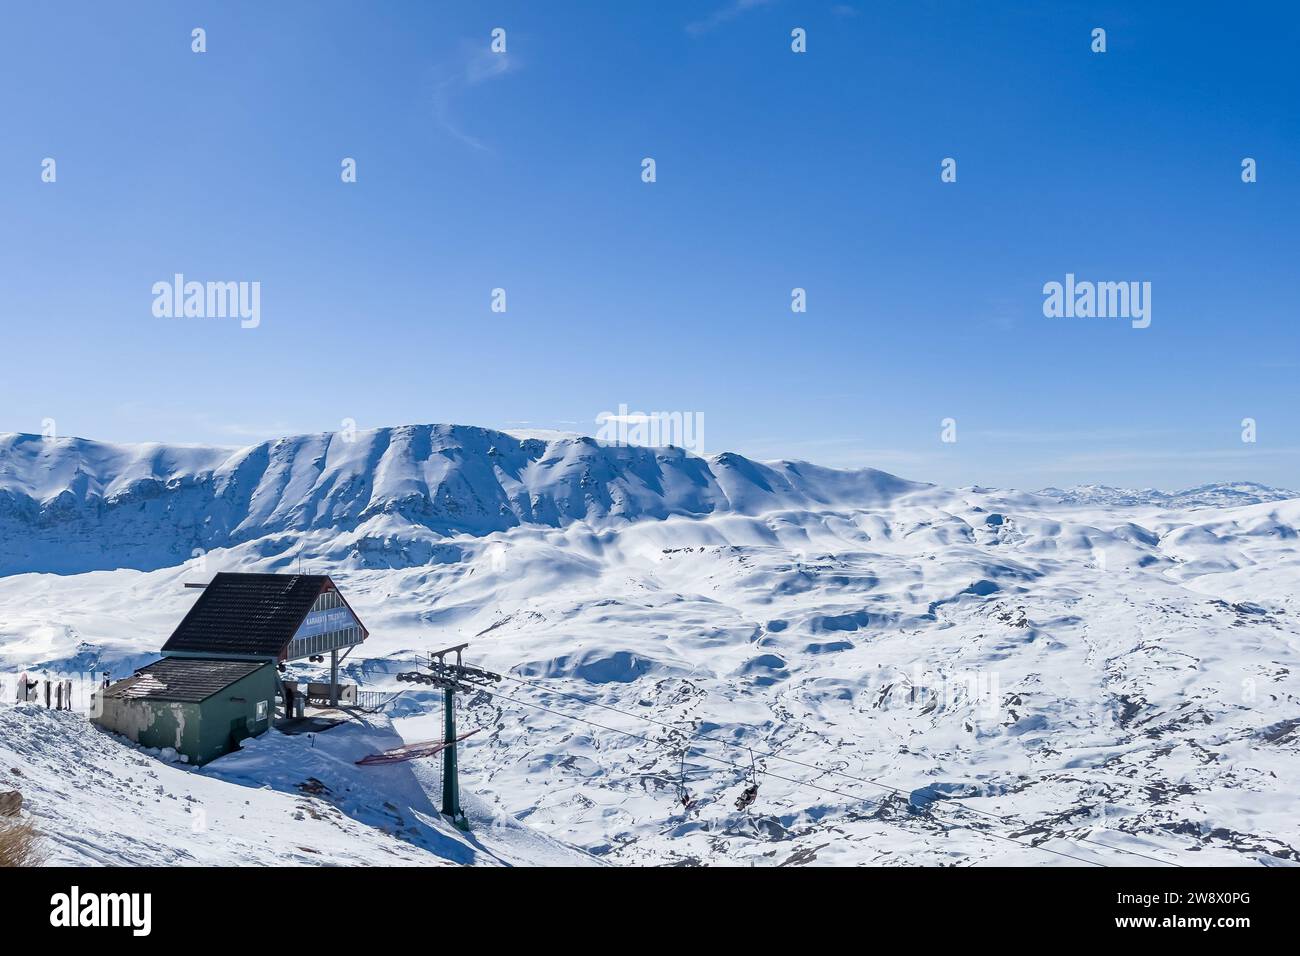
[472,682,1111,868]
[492,671,1181,868]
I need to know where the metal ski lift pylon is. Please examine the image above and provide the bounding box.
[394,641,501,831]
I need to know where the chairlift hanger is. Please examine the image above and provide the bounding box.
[676,747,694,810]
[734,747,760,812]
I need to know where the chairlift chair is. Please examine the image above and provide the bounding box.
[676,748,694,811]
[734,748,760,812]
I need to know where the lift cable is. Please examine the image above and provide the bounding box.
[493,671,1181,869]
[472,682,1111,868]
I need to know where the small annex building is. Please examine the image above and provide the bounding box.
[97,657,277,765]
[93,573,369,765]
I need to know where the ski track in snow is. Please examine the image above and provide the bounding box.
[1,424,1298,866]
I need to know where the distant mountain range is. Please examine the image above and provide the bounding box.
[1034,481,1300,509]
[0,424,922,576]
[2,423,1295,578]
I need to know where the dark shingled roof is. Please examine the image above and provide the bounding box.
[104,657,268,703]
[160,572,329,658]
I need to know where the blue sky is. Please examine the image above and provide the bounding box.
[1,1,1296,490]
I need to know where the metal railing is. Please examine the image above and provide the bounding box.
[353,689,402,713]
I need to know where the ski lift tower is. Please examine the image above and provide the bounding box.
[396,642,500,831]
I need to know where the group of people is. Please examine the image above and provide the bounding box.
[12,673,77,711]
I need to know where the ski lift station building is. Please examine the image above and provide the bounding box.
[93,573,369,765]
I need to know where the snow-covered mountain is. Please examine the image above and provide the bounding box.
[1035,481,1299,510]
[0,425,921,576]
[2,424,1299,867]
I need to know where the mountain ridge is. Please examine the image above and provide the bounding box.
[1035,481,1299,509]
[0,423,924,576]
[4,423,1296,577]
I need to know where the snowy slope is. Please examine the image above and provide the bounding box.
[1,424,1298,867]
[0,703,596,867]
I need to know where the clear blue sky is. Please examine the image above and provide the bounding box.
[1,1,1296,490]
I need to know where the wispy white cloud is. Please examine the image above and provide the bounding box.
[597,412,658,425]
[432,40,519,151]
[734,435,932,470]
[686,0,778,38]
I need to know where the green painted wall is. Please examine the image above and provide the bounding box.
[96,696,203,758]
[195,664,277,764]
[94,662,277,765]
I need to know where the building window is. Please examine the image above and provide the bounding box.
[257,700,268,721]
